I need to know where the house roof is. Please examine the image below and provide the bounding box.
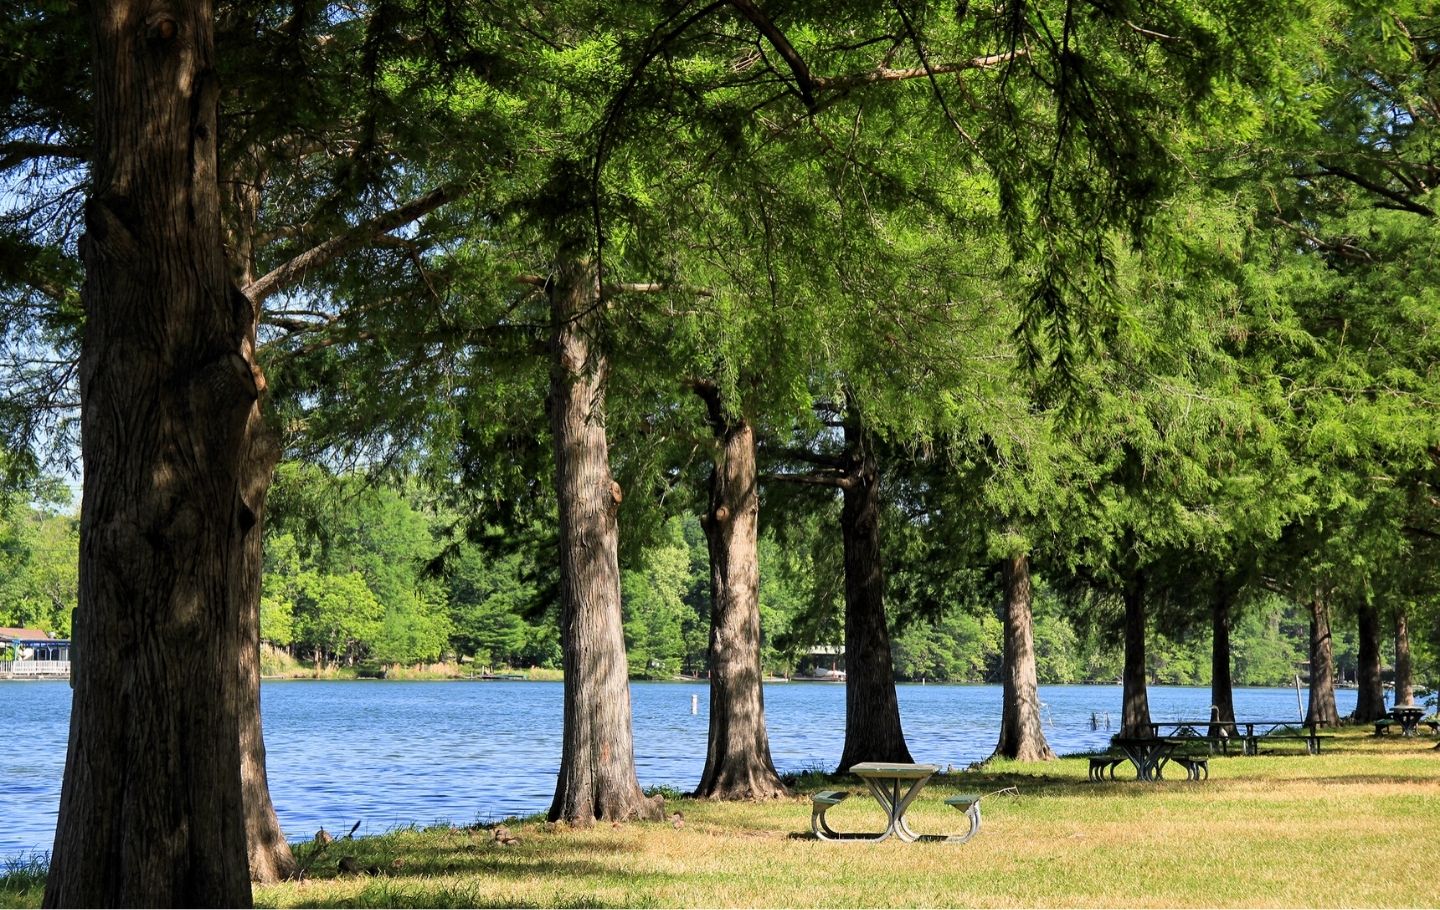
[0,627,51,641]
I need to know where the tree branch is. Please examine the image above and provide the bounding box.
[245,183,466,303]
[689,379,730,437]
[1318,163,1437,218]
[0,141,87,171]
[729,0,817,109]
[811,51,1027,92]
[763,471,856,490]
[514,275,711,297]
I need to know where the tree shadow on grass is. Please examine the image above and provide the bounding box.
[271,854,671,910]
[278,887,651,909]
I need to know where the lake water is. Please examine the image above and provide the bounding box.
[0,679,1356,859]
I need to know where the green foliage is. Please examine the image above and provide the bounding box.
[621,517,704,679]
[293,571,384,666]
[0,495,76,636]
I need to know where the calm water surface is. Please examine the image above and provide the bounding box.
[0,679,1357,858]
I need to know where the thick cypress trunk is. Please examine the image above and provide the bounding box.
[836,421,912,771]
[1394,610,1414,707]
[1353,604,1386,722]
[546,255,662,825]
[47,0,254,903]
[1209,583,1236,738]
[693,400,788,800]
[992,553,1055,762]
[1305,597,1339,727]
[1120,570,1151,737]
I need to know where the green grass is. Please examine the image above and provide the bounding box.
[0,857,47,907]
[5,728,1438,907]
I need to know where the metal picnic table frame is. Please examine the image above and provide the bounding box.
[849,762,938,843]
[810,762,1013,844]
[1390,705,1426,737]
[1110,737,1179,781]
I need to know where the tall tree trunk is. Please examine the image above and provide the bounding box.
[836,420,912,771]
[1394,609,1414,707]
[238,431,294,882]
[1209,582,1236,738]
[47,0,254,903]
[992,552,1055,761]
[1120,569,1151,737]
[1353,604,1386,722]
[228,161,296,884]
[546,255,662,825]
[692,388,788,800]
[1306,597,1339,727]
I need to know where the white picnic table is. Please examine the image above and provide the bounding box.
[810,762,1006,844]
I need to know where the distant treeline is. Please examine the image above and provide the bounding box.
[3,464,1369,685]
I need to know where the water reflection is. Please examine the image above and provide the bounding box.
[0,679,1357,858]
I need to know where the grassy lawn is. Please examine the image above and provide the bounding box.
[5,728,1437,908]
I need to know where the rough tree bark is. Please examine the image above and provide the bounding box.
[1353,604,1386,722]
[226,160,297,884]
[836,419,913,771]
[1305,597,1339,727]
[992,552,1055,762]
[1394,610,1414,706]
[46,0,255,903]
[1209,581,1236,739]
[1120,569,1152,737]
[691,385,788,800]
[546,255,663,825]
[237,428,293,881]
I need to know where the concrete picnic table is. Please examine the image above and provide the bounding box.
[1390,705,1427,736]
[810,762,1001,844]
[1110,737,1179,781]
[848,761,939,843]
[1140,719,1327,755]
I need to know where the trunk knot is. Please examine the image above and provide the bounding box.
[713,505,730,524]
[148,16,178,42]
[609,481,623,504]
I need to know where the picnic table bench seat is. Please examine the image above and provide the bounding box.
[1373,717,1439,735]
[1245,733,1334,755]
[810,790,849,840]
[1087,755,1127,781]
[1168,755,1210,780]
[943,793,983,844]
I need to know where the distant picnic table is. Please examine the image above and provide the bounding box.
[1110,737,1178,781]
[1137,719,1330,755]
[1374,706,1439,737]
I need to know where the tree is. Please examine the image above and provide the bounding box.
[1353,602,1386,722]
[691,383,787,799]
[994,554,1055,760]
[44,0,256,902]
[836,417,913,768]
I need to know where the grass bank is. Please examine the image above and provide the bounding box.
[5,728,1437,908]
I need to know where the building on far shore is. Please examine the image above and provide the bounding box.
[0,627,71,679]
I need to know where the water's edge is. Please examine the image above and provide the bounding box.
[0,680,1358,859]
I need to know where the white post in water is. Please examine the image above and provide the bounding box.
[1294,673,1304,722]
[691,694,698,715]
